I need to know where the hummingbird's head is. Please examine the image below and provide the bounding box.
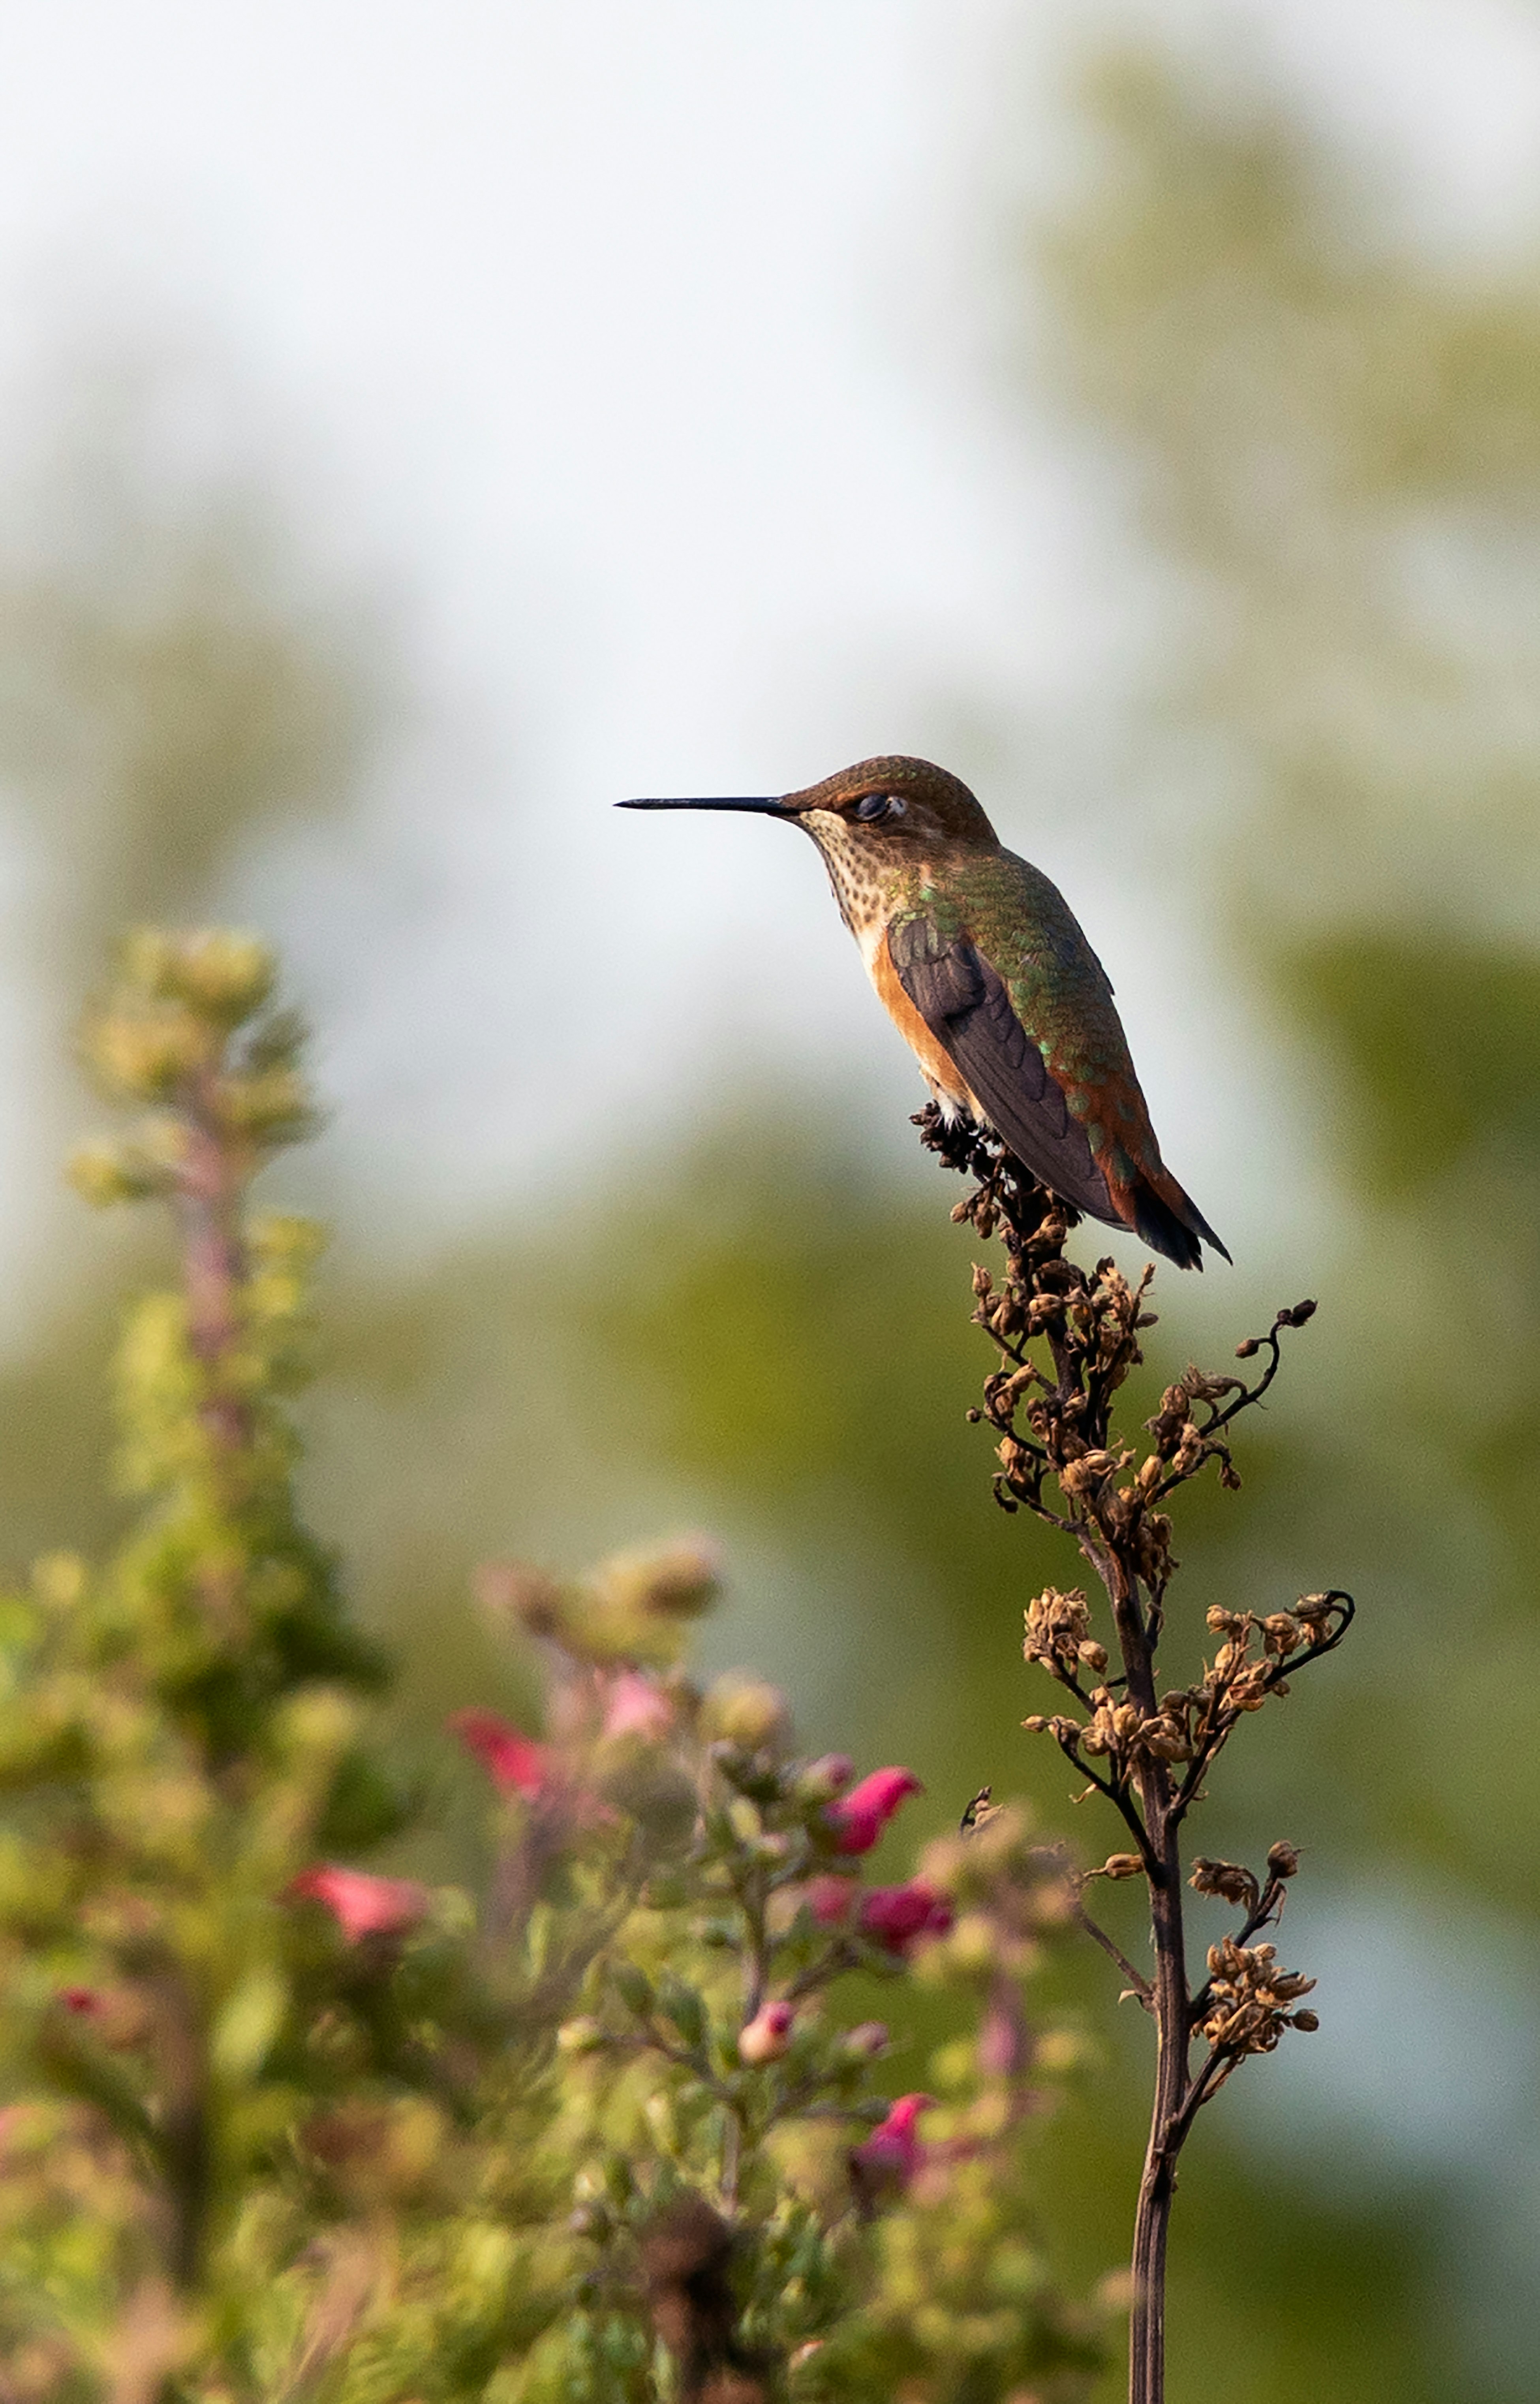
[619,756,1000,853]
[780,757,999,850]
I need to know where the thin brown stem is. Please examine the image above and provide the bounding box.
[1072,1892,1153,2008]
[739,1862,770,2023]
[1162,2045,1232,2154]
[719,2111,742,2213]
[170,1068,255,1641]
[1097,1560,1188,2404]
[145,1968,209,2293]
[173,1069,252,1453]
[1128,1763,1186,2404]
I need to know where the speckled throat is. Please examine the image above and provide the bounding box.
[798,809,913,943]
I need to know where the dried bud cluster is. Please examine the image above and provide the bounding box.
[1024,1590,1352,1835]
[1189,1858,1259,1912]
[1076,1693,1191,1767]
[1023,1586,1091,1673]
[1198,1938,1318,2056]
[979,1247,1158,1533]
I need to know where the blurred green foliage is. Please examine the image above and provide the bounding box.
[0,932,1105,2401]
[1033,36,1540,2402]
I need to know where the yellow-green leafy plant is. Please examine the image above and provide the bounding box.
[0,931,1105,2404]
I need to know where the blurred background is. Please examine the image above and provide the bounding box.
[0,1,1537,2395]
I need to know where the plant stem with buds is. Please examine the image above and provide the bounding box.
[1128,1743,1187,2398]
[916,1105,1351,2404]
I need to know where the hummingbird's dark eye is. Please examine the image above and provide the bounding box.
[852,793,905,824]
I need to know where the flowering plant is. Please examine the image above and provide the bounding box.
[0,933,1107,2404]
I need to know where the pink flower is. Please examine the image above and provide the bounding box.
[851,2092,933,2195]
[804,1874,859,1927]
[738,2000,795,2064]
[56,1986,150,2049]
[825,1766,922,1855]
[858,1880,954,1958]
[289,1866,430,1945]
[449,1708,552,1799]
[601,1672,674,1743]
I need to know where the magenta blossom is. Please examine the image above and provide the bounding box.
[825,1766,922,1856]
[600,1672,674,1743]
[738,1999,796,2064]
[289,1866,430,1945]
[804,1874,860,1927]
[858,1879,954,1958]
[851,2092,934,2195]
[449,1708,553,1799]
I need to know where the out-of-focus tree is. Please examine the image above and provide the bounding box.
[1017,30,1540,2404]
[0,353,379,985]
[0,351,389,1573]
[1035,36,1540,1900]
[1039,45,1540,925]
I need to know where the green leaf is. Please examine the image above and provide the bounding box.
[210,1964,288,2082]
[656,1977,707,2051]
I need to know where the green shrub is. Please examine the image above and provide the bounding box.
[0,932,1104,2404]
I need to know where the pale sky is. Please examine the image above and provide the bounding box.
[0,0,1532,1271]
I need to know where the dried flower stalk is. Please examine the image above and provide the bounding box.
[917,1104,1351,2404]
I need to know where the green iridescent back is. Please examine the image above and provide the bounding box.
[888,848,1163,1184]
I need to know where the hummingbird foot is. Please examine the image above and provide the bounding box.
[911,1105,1083,1254]
[911,1099,994,1182]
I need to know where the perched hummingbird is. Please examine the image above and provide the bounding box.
[620,756,1228,1270]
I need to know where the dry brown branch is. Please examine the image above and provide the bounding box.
[916,1104,1350,2404]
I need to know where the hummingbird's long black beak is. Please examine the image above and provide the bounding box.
[618,795,793,816]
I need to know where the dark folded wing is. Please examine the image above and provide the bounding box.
[888,916,1115,1224]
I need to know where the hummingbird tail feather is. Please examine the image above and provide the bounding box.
[1118,1167,1230,1272]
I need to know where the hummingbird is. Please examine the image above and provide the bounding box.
[620,755,1228,1270]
